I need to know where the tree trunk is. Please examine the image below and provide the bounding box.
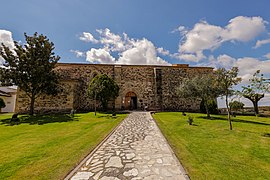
[204,100,211,119]
[112,100,116,116]
[94,91,97,116]
[113,100,115,112]
[243,94,263,116]
[252,100,259,116]
[228,111,232,130]
[101,99,108,112]
[225,94,232,130]
[29,94,35,116]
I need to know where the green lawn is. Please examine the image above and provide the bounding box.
[153,112,270,180]
[0,112,127,180]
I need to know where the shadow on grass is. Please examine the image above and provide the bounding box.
[96,111,129,119]
[0,114,78,126]
[102,111,130,114]
[262,133,270,137]
[198,115,270,126]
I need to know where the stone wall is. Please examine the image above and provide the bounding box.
[160,66,213,111]
[15,63,213,113]
[15,80,77,113]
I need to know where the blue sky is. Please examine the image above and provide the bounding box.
[1,0,270,106]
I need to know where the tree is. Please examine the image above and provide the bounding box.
[177,73,221,118]
[200,99,219,114]
[216,67,241,130]
[87,74,119,113]
[0,97,6,111]
[0,32,60,115]
[229,101,244,111]
[241,70,270,116]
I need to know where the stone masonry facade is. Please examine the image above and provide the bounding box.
[15,63,213,113]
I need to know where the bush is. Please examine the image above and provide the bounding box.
[229,101,244,111]
[187,115,194,125]
[200,99,218,114]
[0,98,6,109]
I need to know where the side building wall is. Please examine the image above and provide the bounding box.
[15,80,77,113]
[15,63,213,113]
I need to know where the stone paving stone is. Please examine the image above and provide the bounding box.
[66,112,189,180]
[71,172,94,180]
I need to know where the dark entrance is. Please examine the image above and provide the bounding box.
[124,92,137,110]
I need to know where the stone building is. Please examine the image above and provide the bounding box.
[0,86,17,113]
[15,63,213,113]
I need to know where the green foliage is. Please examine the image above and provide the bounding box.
[0,32,60,115]
[88,74,119,111]
[241,70,270,115]
[0,97,6,109]
[229,101,244,111]
[215,67,241,130]
[187,115,194,125]
[200,99,218,114]
[177,73,221,118]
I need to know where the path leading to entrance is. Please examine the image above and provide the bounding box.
[66,112,189,180]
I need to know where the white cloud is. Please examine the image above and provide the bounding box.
[70,50,85,58]
[0,29,15,65]
[204,54,236,70]
[0,57,3,66]
[79,32,99,43]
[179,21,224,53]
[223,16,266,42]
[254,38,270,48]
[206,54,270,84]
[82,28,170,65]
[235,57,270,83]
[0,30,15,49]
[118,39,170,65]
[86,48,115,64]
[177,16,267,62]
[173,51,206,62]
[216,54,236,69]
[157,47,170,56]
[96,28,129,52]
[264,53,270,59]
[171,26,188,36]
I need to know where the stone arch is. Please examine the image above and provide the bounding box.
[123,90,138,110]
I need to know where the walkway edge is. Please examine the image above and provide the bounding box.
[64,113,130,180]
[150,112,190,180]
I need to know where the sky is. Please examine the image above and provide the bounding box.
[0,0,270,107]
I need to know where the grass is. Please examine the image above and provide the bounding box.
[0,112,127,180]
[153,112,270,180]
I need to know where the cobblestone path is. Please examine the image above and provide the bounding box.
[66,112,189,180]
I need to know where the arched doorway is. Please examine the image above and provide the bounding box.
[124,92,137,110]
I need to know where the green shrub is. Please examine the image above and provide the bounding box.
[200,99,218,114]
[187,115,194,125]
[229,101,244,111]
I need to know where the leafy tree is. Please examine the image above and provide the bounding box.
[200,99,219,114]
[0,97,6,110]
[0,32,60,115]
[177,73,221,118]
[216,67,241,130]
[229,100,244,111]
[241,70,270,116]
[88,74,119,114]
